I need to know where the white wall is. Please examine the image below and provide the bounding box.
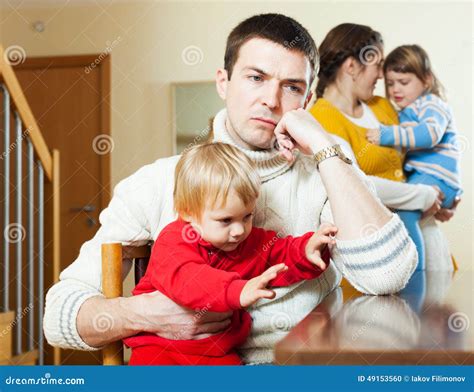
[0,0,471,268]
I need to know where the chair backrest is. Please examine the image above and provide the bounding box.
[101,243,151,365]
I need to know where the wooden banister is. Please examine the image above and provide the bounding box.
[0,44,53,181]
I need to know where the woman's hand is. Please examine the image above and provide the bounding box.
[366,128,381,144]
[240,264,288,308]
[421,186,444,219]
[434,197,461,222]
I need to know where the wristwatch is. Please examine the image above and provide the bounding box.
[313,144,353,169]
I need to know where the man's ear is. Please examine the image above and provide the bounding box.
[216,68,228,100]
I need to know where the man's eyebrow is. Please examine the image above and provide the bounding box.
[242,66,307,85]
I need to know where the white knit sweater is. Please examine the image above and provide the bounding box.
[43,109,417,364]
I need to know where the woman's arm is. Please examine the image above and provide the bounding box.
[369,175,439,211]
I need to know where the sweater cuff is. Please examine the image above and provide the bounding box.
[331,214,417,295]
[226,279,247,310]
[43,282,105,351]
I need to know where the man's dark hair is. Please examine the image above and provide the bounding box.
[224,13,318,84]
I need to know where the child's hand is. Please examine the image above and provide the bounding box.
[305,223,338,270]
[240,263,288,308]
[366,128,381,144]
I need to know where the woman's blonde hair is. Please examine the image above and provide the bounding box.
[383,44,445,100]
[173,142,261,220]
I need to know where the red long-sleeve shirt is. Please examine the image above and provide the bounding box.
[124,218,329,357]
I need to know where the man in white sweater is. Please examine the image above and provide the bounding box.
[43,13,417,364]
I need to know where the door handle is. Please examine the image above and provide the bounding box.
[70,204,96,213]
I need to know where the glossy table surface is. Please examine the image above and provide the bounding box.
[274,271,473,365]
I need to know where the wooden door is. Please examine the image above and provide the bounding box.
[15,54,111,365]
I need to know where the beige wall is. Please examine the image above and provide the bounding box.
[0,1,471,268]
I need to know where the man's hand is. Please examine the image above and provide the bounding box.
[239,264,288,308]
[77,291,233,347]
[305,223,337,270]
[274,108,336,161]
[127,291,232,340]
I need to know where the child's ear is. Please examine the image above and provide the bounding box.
[424,72,434,91]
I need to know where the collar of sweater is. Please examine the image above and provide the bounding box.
[212,108,294,183]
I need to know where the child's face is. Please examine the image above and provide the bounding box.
[385,70,428,109]
[190,190,256,252]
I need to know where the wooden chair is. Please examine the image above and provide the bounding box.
[101,243,152,365]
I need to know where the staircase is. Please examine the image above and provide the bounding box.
[0,44,60,365]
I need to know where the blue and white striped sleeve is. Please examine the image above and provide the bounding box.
[379,98,450,150]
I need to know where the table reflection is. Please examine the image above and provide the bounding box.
[275,271,473,364]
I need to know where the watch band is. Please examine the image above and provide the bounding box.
[313,144,353,168]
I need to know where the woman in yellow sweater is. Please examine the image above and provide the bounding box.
[309,23,458,271]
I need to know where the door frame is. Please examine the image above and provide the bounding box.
[16,54,112,208]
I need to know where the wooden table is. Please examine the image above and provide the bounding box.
[275,271,473,365]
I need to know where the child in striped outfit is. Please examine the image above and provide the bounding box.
[366,45,462,270]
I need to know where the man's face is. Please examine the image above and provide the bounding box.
[216,38,312,150]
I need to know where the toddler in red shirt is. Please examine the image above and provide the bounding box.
[124,142,337,365]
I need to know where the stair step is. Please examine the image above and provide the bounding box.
[0,349,38,365]
[0,311,15,362]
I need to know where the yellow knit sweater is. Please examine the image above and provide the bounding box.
[309,97,406,182]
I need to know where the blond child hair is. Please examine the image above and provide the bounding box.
[173,142,261,220]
